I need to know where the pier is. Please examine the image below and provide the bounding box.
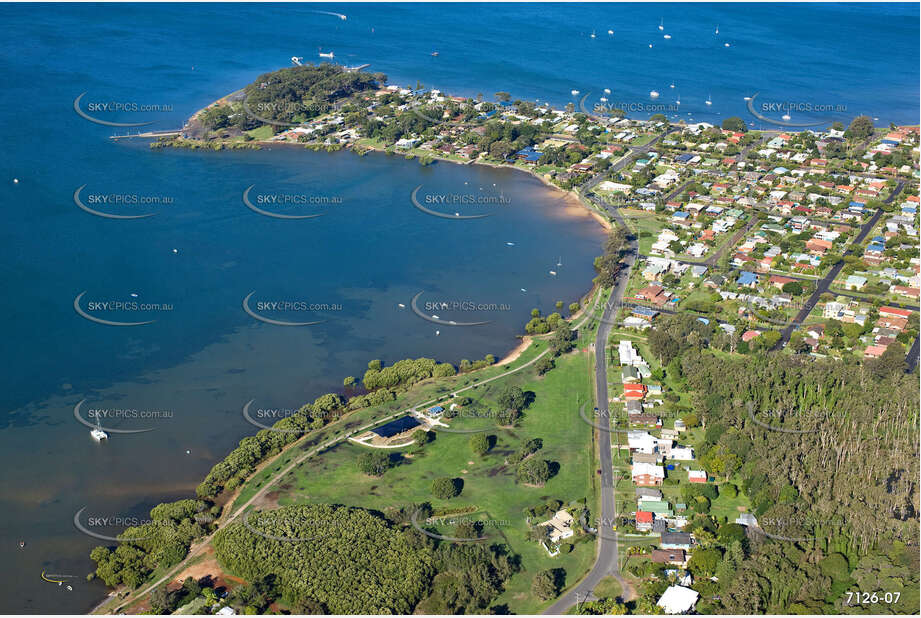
[109,130,182,141]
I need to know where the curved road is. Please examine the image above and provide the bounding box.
[545,200,638,614]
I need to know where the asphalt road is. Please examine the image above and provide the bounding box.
[545,196,638,614]
[777,180,905,348]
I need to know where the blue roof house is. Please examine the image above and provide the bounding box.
[737,271,759,288]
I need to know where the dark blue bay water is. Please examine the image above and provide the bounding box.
[0,3,917,614]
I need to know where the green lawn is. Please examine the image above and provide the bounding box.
[229,338,553,513]
[622,214,666,255]
[251,348,599,614]
[593,575,622,599]
[245,125,275,140]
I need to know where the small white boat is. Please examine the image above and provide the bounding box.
[724,43,730,48]
[557,256,562,266]
[398,303,405,308]
[520,288,527,292]
[432,315,440,319]
[782,113,791,121]
[130,293,138,298]
[715,25,719,34]
[670,83,675,89]
[549,270,557,276]
[172,248,178,254]
[658,18,664,30]
[590,30,596,38]
[319,51,335,59]
[600,97,608,102]
[648,43,653,48]
[603,88,611,94]
[91,427,108,441]
[435,330,440,336]
[649,90,659,98]
[607,29,614,35]
[506,242,515,246]
[571,89,580,96]
[663,34,671,39]
[743,96,752,101]
[431,51,439,57]
[705,94,712,106]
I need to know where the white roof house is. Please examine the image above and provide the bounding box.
[631,461,665,481]
[599,181,633,194]
[670,446,695,461]
[618,340,645,366]
[539,509,575,543]
[657,585,699,614]
[627,430,657,453]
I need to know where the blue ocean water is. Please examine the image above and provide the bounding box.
[0,3,917,614]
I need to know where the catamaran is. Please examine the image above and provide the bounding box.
[90,415,108,441]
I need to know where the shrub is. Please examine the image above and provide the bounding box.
[431,477,462,499]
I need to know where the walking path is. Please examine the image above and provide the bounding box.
[95,288,606,614]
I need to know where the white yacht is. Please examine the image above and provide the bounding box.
[90,418,108,441]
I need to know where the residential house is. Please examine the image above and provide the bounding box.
[632,461,665,486]
[651,549,688,566]
[636,510,654,532]
[657,586,699,614]
[660,531,693,550]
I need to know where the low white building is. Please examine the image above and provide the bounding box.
[618,340,645,366]
[657,585,699,614]
[538,509,575,545]
[670,446,695,461]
